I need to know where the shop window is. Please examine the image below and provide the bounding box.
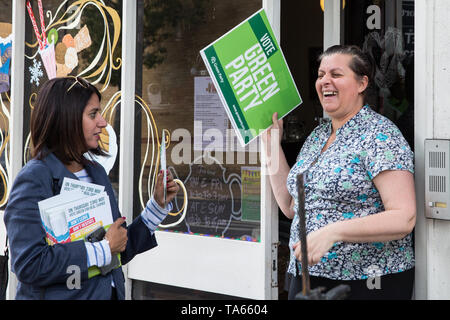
[23,0,122,193]
[344,0,414,150]
[132,0,262,300]
[0,0,12,209]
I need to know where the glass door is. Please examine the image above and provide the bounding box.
[127,0,279,299]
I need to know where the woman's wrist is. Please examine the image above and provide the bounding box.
[103,237,111,252]
[152,195,166,209]
[326,222,343,244]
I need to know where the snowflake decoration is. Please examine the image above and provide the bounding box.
[29,59,44,86]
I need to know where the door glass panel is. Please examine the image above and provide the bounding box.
[133,0,262,299]
[23,0,122,195]
[0,0,12,209]
[344,0,414,150]
[134,0,262,243]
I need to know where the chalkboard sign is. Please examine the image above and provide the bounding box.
[185,161,240,236]
[160,159,260,242]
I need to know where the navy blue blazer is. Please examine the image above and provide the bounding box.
[4,153,157,299]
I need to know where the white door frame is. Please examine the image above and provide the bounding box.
[120,0,138,300]
[6,0,26,300]
[127,0,280,300]
[323,0,342,50]
[4,0,281,300]
[322,0,426,299]
[413,0,428,300]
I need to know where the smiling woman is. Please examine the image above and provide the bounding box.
[262,45,416,300]
[315,45,372,130]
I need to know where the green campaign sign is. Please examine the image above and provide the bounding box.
[200,9,302,146]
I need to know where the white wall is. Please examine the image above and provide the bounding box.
[415,0,450,300]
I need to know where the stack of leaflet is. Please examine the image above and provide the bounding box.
[38,177,113,245]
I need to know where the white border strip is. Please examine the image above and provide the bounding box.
[262,0,280,300]
[7,0,26,300]
[120,0,137,300]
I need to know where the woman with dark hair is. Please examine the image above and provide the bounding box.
[4,76,178,299]
[263,45,416,300]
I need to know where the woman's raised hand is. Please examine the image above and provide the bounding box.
[261,112,283,157]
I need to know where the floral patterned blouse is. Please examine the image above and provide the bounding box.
[286,105,414,280]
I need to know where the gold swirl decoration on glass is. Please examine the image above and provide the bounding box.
[25,0,121,92]
[24,0,122,163]
[0,21,12,208]
[0,92,10,207]
[101,93,187,227]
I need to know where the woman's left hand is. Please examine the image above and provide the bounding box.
[154,169,179,208]
[292,224,338,266]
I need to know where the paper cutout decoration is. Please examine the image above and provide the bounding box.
[26,0,57,80]
[0,33,12,93]
[64,47,78,69]
[55,25,93,77]
[56,63,72,78]
[48,28,58,45]
[88,124,118,175]
[27,0,94,79]
[62,34,75,48]
[39,44,57,80]
[0,22,12,39]
[74,25,92,53]
[29,59,43,86]
[0,22,12,93]
[55,42,66,64]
